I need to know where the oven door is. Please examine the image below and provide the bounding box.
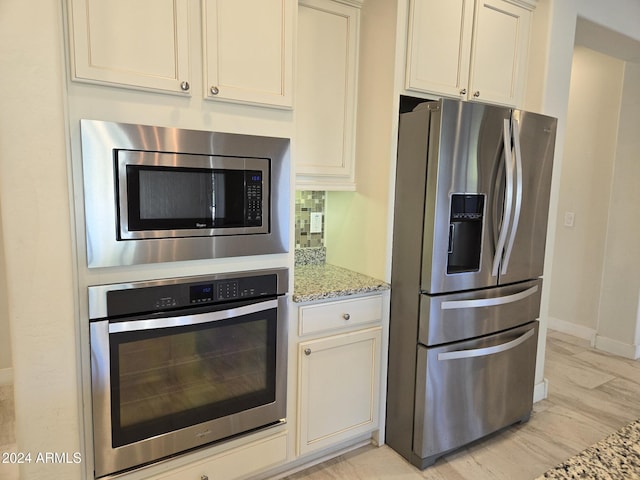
[90,297,287,478]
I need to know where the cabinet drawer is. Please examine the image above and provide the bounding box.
[299,295,382,336]
[154,432,287,480]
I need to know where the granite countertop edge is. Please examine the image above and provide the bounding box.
[292,263,390,303]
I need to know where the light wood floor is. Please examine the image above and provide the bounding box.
[282,329,640,480]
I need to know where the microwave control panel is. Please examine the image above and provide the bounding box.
[245,171,263,226]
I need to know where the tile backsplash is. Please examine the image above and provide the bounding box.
[295,191,325,248]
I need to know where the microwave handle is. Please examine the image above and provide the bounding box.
[108,299,278,334]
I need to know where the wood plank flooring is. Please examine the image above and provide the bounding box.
[282,330,640,480]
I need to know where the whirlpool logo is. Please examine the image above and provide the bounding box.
[195,223,207,228]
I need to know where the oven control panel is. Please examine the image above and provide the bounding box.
[190,278,268,304]
[102,271,283,318]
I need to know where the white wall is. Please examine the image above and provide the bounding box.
[0,1,81,479]
[0,210,11,375]
[548,46,624,333]
[532,0,640,387]
[325,0,399,282]
[596,61,640,357]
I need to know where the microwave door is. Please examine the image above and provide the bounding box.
[417,100,510,294]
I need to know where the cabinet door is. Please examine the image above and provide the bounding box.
[69,0,191,94]
[202,0,294,108]
[469,0,531,106]
[405,0,474,98]
[297,327,381,455]
[296,0,360,190]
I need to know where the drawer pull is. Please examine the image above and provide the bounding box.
[343,313,351,320]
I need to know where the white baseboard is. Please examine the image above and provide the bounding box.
[0,368,13,386]
[547,317,639,360]
[547,317,596,344]
[594,335,640,360]
[533,378,548,403]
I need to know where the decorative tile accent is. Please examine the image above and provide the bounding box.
[295,191,325,249]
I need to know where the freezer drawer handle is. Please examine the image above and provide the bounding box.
[437,328,535,361]
[440,285,538,310]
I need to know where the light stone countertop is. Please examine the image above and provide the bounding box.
[293,263,389,303]
[536,418,640,479]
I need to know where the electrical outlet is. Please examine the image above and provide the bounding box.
[564,211,575,228]
[310,212,323,233]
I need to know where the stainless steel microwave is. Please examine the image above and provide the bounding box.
[79,120,290,268]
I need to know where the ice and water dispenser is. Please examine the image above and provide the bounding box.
[447,194,485,274]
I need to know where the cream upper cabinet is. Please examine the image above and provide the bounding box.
[406,0,534,107]
[295,0,361,190]
[68,0,191,94]
[202,0,295,108]
[405,0,474,99]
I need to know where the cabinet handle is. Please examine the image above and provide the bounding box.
[473,91,480,98]
[343,313,351,320]
[210,86,220,95]
[304,348,312,356]
[460,88,467,95]
[180,81,190,91]
[201,475,209,480]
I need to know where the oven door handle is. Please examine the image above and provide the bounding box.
[108,299,278,334]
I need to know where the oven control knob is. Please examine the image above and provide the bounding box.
[304,348,312,356]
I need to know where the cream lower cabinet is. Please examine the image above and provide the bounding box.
[406,0,534,107]
[296,295,383,456]
[295,0,361,190]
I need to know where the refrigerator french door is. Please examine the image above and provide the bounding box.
[417,100,556,294]
[386,98,557,469]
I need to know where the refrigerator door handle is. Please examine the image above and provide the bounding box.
[501,117,524,274]
[440,284,539,310]
[437,328,535,361]
[492,119,515,277]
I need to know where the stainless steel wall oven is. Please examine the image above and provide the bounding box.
[80,120,290,268]
[88,268,288,478]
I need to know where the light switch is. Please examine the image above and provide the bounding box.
[564,211,575,228]
[310,212,323,233]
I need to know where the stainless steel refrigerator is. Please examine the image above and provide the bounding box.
[386,98,557,468]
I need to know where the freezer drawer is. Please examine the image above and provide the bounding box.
[413,322,538,467]
[419,278,541,346]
